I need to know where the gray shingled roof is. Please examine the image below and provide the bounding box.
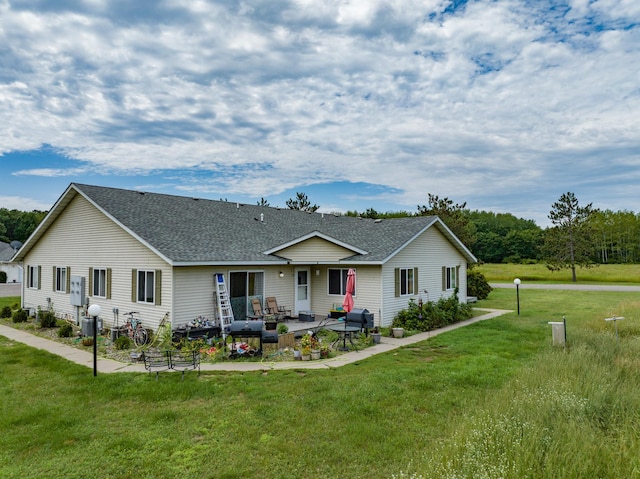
[16,183,477,266]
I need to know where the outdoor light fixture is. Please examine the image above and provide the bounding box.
[513,278,521,315]
[279,271,284,278]
[87,304,101,376]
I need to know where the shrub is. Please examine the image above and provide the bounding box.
[38,308,58,328]
[1,305,12,318]
[467,269,493,300]
[277,323,289,334]
[392,290,472,332]
[58,322,74,338]
[12,308,28,323]
[114,335,132,350]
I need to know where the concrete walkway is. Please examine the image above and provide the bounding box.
[0,308,511,374]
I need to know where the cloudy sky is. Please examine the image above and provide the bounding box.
[1,0,639,227]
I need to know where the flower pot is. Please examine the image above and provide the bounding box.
[311,349,321,360]
[302,354,311,361]
[372,332,381,344]
[293,349,301,360]
[392,327,404,338]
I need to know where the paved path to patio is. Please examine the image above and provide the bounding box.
[0,308,511,374]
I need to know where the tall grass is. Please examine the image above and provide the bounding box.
[476,263,640,283]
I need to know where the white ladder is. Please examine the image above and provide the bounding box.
[214,273,234,336]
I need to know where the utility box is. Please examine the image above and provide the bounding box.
[70,276,86,307]
[82,317,103,337]
[548,321,566,347]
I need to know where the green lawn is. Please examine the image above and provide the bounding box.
[2,286,640,478]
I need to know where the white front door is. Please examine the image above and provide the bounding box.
[294,268,311,315]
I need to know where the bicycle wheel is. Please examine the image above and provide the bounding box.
[134,327,148,346]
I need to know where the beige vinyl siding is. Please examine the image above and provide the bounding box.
[173,266,296,329]
[380,226,468,326]
[21,194,172,330]
[309,265,382,324]
[275,237,356,262]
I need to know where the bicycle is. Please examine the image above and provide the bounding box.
[123,311,149,346]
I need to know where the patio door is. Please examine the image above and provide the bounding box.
[229,271,264,320]
[294,267,310,315]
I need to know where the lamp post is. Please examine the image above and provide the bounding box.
[513,278,521,315]
[87,304,101,376]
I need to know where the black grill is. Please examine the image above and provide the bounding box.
[227,320,277,357]
[346,308,374,331]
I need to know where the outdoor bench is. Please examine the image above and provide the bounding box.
[142,350,200,381]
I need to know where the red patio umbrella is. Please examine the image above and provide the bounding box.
[342,268,356,313]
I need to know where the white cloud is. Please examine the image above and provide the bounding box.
[0,0,638,223]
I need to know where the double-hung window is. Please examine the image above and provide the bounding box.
[442,266,459,291]
[27,265,40,289]
[54,266,68,293]
[93,268,107,297]
[328,268,356,296]
[395,267,417,296]
[132,269,161,305]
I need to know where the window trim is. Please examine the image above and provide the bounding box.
[54,266,69,293]
[131,269,161,305]
[394,267,418,297]
[27,265,41,290]
[328,268,356,296]
[442,265,460,291]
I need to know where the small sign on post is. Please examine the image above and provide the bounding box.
[604,316,624,343]
[548,316,567,348]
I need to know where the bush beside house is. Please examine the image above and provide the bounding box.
[392,291,472,332]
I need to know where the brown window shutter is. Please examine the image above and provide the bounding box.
[53,266,56,292]
[394,268,400,297]
[66,267,71,294]
[37,266,41,290]
[88,267,93,297]
[155,270,162,305]
[106,269,112,299]
[442,266,446,291]
[131,269,137,303]
[413,267,419,295]
[456,265,460,289]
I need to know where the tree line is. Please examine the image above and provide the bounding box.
[3,191,637,274]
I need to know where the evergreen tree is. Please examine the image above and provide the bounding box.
[542,192,597,281]
[285,192,319,212]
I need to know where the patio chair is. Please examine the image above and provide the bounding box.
[249,298,264,320]
[265,297,291,322]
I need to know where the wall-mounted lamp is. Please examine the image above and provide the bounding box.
[315,269,320,276]
[279,271,284,278]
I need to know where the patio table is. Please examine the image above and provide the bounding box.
[327,324,361,351]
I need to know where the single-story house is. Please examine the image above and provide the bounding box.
[0,241,22,283]
[12,183,477,331]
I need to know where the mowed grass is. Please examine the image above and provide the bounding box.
[2,284,640,478]
[476,262,640,284]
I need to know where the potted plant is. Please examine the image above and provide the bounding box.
[392,327,405,338]
[371,327,381,344]
[320,345,330,359]
[302,331,321,360]
[301,346,311,361]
